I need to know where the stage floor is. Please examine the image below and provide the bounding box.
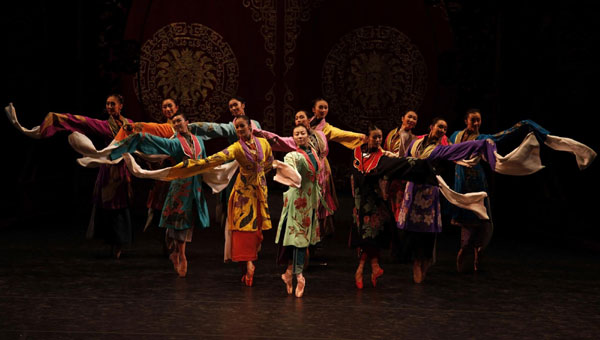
[1,192,599,339]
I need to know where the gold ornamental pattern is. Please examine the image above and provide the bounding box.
[322,26,427,131]
[242,0,277,130]
[283,0,324,75]
[242,0,277,75]
[135,22,239,122]
[282,0,324,133]
[242,1,323,131]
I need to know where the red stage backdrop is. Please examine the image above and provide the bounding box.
[120,0,453,188]
[121,0,453,131]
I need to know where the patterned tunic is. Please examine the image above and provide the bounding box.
[161,136,274,232]
[276,147,325,248]
[397,136,498,232]
[108,132,211,230]
[350,145,438,249]
[384,127,416,156]
[383,127,417,218]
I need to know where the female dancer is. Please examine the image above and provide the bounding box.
[114,98,179,232]
[449,109,597,272]
[89,112,212,277]
[254,106,363,265]
[384,110,419,155]
[383,110,419,256]
[450,109,491,272]
[188,97,263,260]
[350,125,392,289]
[349,122,493,288]
[257,101,365,261]
[254,110,329,242]
[309,98,366,238]
[141,115,274,286]
[5,95,133,259]
[276,124,327,297]
[396,117,449,283]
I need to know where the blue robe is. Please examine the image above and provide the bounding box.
[109,132,211,230]
[449,120,549,223]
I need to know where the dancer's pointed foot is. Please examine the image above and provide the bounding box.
[295,274,305,298]
[243,262,255,286]
[169,251,180,272]
[371,268,384,287]
[355,270,364,289]
[281,272,293,294]
[177,258,187,278]
[413,261,423,283]
[242,274,253,286]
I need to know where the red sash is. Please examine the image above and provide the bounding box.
[353,147,383,174]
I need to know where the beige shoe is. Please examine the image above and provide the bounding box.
[295,274,305,298]
[281,272,293,294]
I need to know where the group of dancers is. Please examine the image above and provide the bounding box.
[5,94,596,298]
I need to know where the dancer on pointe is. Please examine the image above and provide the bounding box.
[78,112,213,277]
[449,109,597,272]
[276,124,329,297]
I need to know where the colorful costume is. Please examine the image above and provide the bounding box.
[114,120,175,229]
[156,135,274,262]
[188,119,262,224]
[107,132,211,241]
[5,104,133,247]
[261,117,365,238]
[449,119,597,252]
[383,127,418,255]
[114,121,175,141]
[396,137,498,262]
[276,145,326,273]
[112,119,237,229]
[384,127,417,156]
[254,126,332,240]
[350,145,439,258]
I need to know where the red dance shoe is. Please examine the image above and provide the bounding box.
[371,268,384,287]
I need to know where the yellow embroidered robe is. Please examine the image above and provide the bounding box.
[164,137,274,232]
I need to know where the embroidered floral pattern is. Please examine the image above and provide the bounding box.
[413,187,434,209]
[277,151,322,248]
[294,197,307,210]
[234,193,249,208]
[302,216,311,228]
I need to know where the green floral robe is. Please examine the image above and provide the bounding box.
[275,148,327,248]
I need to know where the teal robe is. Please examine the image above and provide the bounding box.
[110,132,211,230]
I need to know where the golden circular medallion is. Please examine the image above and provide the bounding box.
[135,22,238,122]
[322,26,427,131]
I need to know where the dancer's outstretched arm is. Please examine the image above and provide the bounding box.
[322,123,366,149]
[5,103,122,139]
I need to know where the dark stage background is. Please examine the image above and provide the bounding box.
[1,1,598,246]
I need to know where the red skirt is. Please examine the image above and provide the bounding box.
[231,229,263,262]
